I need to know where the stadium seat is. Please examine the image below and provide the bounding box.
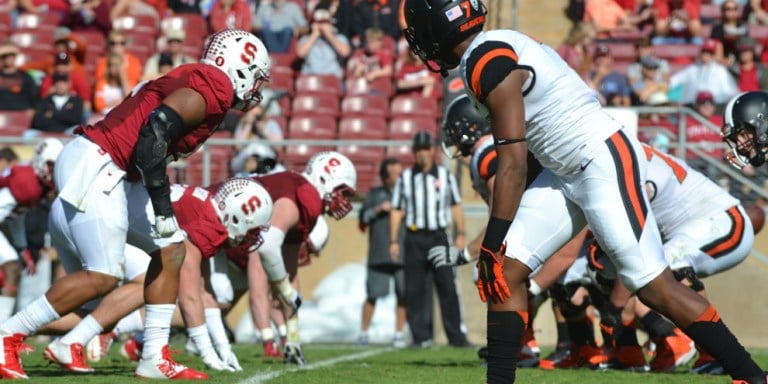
[340,94,389,117]
[14,48,53,67]
[77,30,107,54]
[270,67,295,95]
[336,145,385,163]
[591,42,635,63]
[113,15,159,36]
[749,24,768,40]
[0,12,11,38]
[345,77,393,96]
[283,144,335,167]
[10,32,54,51]
[654,44,700,63]
[0,111,33,136]
[294,74,343,97]
[390,95,439,118]
[338,116,387,140]
[287,116,337,139]
[16,13,60,32]
[291,94,340,117]
[699,3,721,24]
[389,117,437,140]
[609,29,649,42]
[386,143,415,166]
[161,15,208,45]
[124,32,156,62]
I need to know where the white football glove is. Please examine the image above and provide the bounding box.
[153,215,181,239]
[217,346,242,372]
[427,245,471,268]
[201,351,234,372]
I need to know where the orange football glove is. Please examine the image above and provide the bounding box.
[476,243,511,303]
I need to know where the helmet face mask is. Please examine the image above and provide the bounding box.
[441,95,490,158]
[325,185,355,220]
[32,138,64,187]
[722,91,768,168]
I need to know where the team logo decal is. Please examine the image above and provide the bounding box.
[470,0,479,10]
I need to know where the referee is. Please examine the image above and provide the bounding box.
[389,130,469,347]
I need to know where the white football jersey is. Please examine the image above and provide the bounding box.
[644,145,738,236]
[459,30,619,176]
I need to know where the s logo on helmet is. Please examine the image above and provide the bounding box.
[323,157,341,174]
[241,195,261,215]
[241,42,258,65]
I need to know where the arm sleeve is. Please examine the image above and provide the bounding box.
[464,41,520,102]
[477,146,499,181]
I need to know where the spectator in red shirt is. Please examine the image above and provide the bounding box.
[684,91,725,180]
[39,52,91,113]
[395,49,437,98]
[747,0,768,25]
[728,36,768,92]
[209,0,251,33]
[346,28,393,84]
[652,0,703,45]
[60,0,112,36]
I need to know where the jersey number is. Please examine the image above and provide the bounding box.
[241,196,261,215]
[240,42,258,65]
[645,146,687,183]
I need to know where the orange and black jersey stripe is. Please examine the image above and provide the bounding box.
[465,41,521,102]
[701,206,747,259]
[475,144,544,187]
[606,130,649,241]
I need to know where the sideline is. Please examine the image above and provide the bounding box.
[237,347,394,384]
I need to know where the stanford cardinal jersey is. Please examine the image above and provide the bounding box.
[0,165,44,208]
[256,171,323,244]
[75,64,234,181]
[170,184,229,258]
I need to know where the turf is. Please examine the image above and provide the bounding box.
[14,341,767,383]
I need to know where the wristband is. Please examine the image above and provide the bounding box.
[481,216,512,251]
[528,279,543,296]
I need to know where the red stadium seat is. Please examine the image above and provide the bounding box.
[10,31,54,50]
[294,74,342,96]
[269,67,295,95]
[336,145,385,162]
[0,12,11,38]
[389,117,437,140]
[593,42,635,63]
[16,13,60,32]
[0,111,33,136]
[14,48,53,67]
[113,15,159,36]
[124,32,156,62]
[749,24,768,40]
[338,116,387,140]
[390,95,439,118]
[270,53,297,68]
[161,15,208,45]
[77,30,107,54]
[345,77,393,96]
[699,3,721,23]
[287,116,337,139]
[291,94,340,117]
[340,95,389,117]
[654,44,700,63]
[184,144,233,186]
[283,144,335,167]
[386,144,414,166]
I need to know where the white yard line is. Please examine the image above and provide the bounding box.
[238,347,394,384]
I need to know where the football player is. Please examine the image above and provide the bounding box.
[21,178,274,375]
[403,1,766,383]
[226,151,356,365]
[0,139,63,322]
[0,29,270,380]
[438,95,597,368]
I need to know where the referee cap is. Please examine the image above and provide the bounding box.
[412,130,434,149]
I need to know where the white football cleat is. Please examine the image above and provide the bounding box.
[135,345,208,380]
[86,332,115,362]
[44,340,94,373]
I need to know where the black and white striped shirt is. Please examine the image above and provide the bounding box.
[391,165,461,231]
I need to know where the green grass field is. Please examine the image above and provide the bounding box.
[14,341,766,383]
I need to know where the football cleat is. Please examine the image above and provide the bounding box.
[609,345,650,372]
[263,339,283,358]
[357,333,369,346]
[392,333,407,349]
[119,336,143,362]
[518,326,540,368]
[649,329,696,372]
[539,344,609,370]
[539,344,571,369]
[0,333,28,379]
[44,341,94,373]
[731,373,768,384]
[283,342,307,366]
[86,332,115,362]
[691,350,725,375]
[135,345,207,380]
